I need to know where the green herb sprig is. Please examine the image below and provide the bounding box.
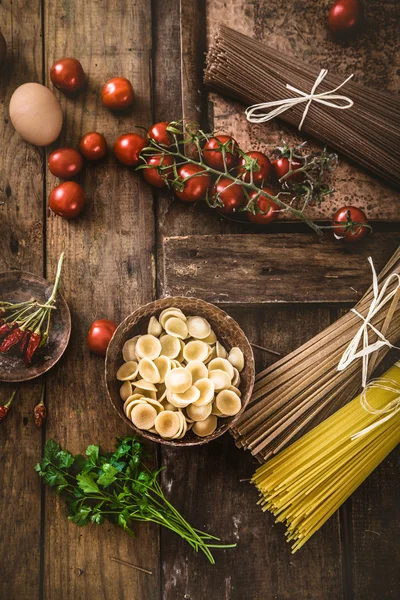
[35,437,235,564]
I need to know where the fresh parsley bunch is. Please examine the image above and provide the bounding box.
[35,436,234,563]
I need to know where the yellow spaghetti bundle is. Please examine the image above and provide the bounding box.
[252,362,400,553]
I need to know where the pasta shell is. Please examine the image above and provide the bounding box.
[165,367,192,393]
[232,368,241,388]
[170,386,201,407]
[130,403,157,430]
[133,388,157,400]
[228,347,244,372]
[193,378,215,406]
[177,339,185,363]
[159,308,186,329]
[172,410,187,439]
[187,316,211,340]
[170,359,182,369]
[186,360,208,383]
[148,316,163,337]
[208,358,234,380]
[183,340,209,363]
[124,398,147,420]
[160,334,181,359]
[228,385,242,398]
[215,390,241,416]
[204,345,217,364]
[156,383,167,402]
[122,336,141,362]
[208,369,231,392]
[192,415,217,437]
[123,394,143,410]
[154,356,171,383]
[216,341,228,359]
[211,401,224,416]
[135,334,162,360]
[201,330,217,345]
[134,379,158,392]
[161,399,178,412]
[138,358,161,384]
[145,398,165,414]
[119,380,133,401]
[164,317,189,340]
[116,361,139,381]
[154,410,181,439]
[186,401,212,422]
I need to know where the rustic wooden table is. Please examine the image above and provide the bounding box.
[0,1,399,599]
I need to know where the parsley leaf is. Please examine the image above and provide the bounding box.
[97,464,118,487]
[76,473,100,495]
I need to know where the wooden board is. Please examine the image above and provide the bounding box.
[181,0,400,221]
[42,1,158,599]
[0,3,44,600]
[162,232,400,304]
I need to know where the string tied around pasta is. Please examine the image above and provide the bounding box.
[337,257,400,438]
[245,69,354,131]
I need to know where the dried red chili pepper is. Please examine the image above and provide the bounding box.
[19,330,31,353]
[0,390,16,424]
[0,321,17,339]
[24,332,41,366]
[0,327,25,352]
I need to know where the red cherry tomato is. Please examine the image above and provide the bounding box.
[48,147,83,179]
[49,181,85,219]
[211,177,245,214]
[79,132,107,161]
[329,0,363,35]
[247,187,278,225]
[142,154,174,188]
[237,151,272,185]
[203,135,239,171]
[174,164,211,202]
[101,77,135,110]
[113,133,146,166]
[147,122,172,146]
[87,319,117,356]
[331,206,369,243]
[50,58,86,94]
[272,156,304,183]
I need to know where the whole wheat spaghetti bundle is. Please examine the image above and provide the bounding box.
[204,26,400,188]
[252,361,400,553]
[231,247,400,462]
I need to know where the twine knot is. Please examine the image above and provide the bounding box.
[245,69,354,131]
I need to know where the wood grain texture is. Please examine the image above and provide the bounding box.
[202,0,400,221]
[0,2,44,600]
[162,233,400,304]
[43,1,158,599]
[160,306,344,600]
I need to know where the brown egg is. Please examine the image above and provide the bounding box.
[9,83,63,146]
[0,31,6,68]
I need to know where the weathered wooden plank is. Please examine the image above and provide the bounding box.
[43,1,158,599]
[200,0,400,221]
[0,2,44,600]
[160,306,344,600]
[162,233,399,304]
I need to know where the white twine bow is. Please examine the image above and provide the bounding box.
[337,257,400,439]
[245,69,354,131]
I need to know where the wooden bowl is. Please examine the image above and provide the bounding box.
[0,271,71,382]
[105,297,255,446]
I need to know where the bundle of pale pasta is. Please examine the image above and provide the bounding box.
[231,247,400,461]
[252,362,400,552]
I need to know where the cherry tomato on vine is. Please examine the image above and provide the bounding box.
[113,133,146,166]
[50,58,86,94]
[247,187,278,225]
[79,132,107,161]
[173,164,211,203]
[272,156,304,183]
[211,177,245,214]
[147,122,173,147]
[203,135,239,171]
[329,0,363,35]
[48,147,83,179]
[87,319,117,356]
[101,77,135,110]
[331,206,369,243]
[49,181,85,219]
[142,154,174,188]
[237,151,272,185]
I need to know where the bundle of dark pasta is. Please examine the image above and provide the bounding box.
[231,248,400,462]
[204,26,400,188]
